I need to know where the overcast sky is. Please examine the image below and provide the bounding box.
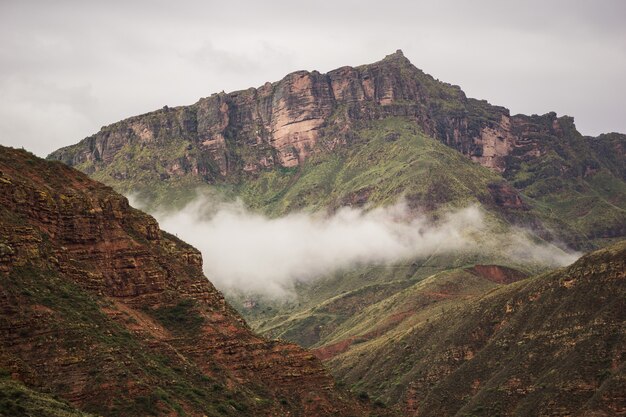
[1,0,625,157]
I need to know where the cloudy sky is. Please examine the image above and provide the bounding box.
[1,0,624,157]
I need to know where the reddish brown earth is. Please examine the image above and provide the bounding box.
[0,146,384,416]
[466,264,528,284]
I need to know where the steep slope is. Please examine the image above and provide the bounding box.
[48,50,626,249]
[0,145,382,417]
[327,240,626,416]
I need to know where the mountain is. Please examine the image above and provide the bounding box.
[48,50,626,249]
[328,240,626,416]
[0,145,383,417]
[44,51,626,413]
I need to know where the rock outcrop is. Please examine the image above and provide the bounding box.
[0,146,380,416]
[51,50,614,179]
[47,51,626,250]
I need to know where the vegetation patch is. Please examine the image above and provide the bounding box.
[151,299,205,333]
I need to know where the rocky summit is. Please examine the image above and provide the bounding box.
[48,50,607,174]
[0,146,384,416]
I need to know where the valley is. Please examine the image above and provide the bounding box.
[0,50,623,416]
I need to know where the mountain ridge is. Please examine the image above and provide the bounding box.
[47,50,626,249]
[0,145,382,416]
[48,49,623,177]
[329,240,626,416]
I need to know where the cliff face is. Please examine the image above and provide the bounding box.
[47,50,626,249]
[49,50,447,175]
[0,146,379,416]
[49,50,591,178]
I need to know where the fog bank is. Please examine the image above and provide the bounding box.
[136,195,579,298]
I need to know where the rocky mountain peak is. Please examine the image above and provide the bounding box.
[382,48,409,62]
[48,50,467,174]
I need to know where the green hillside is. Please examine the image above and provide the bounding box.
[328,240,626,416]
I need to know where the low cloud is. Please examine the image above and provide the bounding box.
[135,194,580,298]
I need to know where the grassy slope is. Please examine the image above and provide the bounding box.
[328,240,626,416]
[235,117,501,214]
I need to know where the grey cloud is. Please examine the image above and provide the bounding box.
[142,194,579,298]
[1,0,625,156]
[181,41,295,76]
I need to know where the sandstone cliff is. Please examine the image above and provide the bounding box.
[49,50,624,179]
[0,145,382,416]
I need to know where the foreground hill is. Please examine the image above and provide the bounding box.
[0,146,380,416]
[48,50,626,249]
[327,241,626,416]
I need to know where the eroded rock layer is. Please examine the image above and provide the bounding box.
[52,50,622,178]
[0,146,379,417]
